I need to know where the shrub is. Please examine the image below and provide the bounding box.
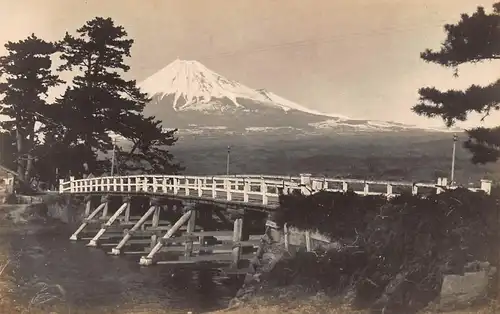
[270,188,498,313]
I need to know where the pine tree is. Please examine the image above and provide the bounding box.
[0,130,17,171]
[0,34,61,182]
[54,17,181,176]
[413,3,500,164]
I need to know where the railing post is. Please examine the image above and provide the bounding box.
[243,179,250,202]
[69,176,75,192]
[480,179,492,195]
[197,178,203,197]
[436,177,443,194]
[412,184,418,196]
[162,177,167,192]
[261,179,268,205]
[59,179,65,193]
[184,177,190,196]
[386,184,393,197]
[225,178,232,201]
[363,183,369,196]
[211,177,217,198]
[342,181,348,193]
[153,177,158,193]
[300,173,312,195]
[173,177,179,194]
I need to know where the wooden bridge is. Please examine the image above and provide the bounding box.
[56,174,492,269]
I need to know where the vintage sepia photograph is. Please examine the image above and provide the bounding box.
[0,1,499,313]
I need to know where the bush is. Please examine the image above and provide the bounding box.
[269,188,498,313]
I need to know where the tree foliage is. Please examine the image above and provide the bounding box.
[271,189,497,312]
[43,17,182,178]
[0,34,61,181]
[413,3,500,164]
[0,17,182,186]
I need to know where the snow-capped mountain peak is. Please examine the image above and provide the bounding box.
[140,59,271,111]
[139,59,347,118]
[140,59,452,134]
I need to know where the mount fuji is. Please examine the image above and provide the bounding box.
[140,59,453,135]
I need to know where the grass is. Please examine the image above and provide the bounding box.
[210,302,500,314]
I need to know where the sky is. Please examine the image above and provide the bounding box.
[1,0,499,128]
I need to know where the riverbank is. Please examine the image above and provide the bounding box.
[0,195,242,314]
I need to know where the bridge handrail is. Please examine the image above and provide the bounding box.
[57,174,493,207]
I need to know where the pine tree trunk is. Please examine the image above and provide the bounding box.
[15,127,25,182]
[24,124,36,182]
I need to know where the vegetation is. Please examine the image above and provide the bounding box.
[0,35,61,183]
[414,2,500,164]
[0,17,181,189]
[268,189,498,313]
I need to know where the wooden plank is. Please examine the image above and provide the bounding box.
[183,253,256,262]
[189,231,232,237]
[161,235,199,243]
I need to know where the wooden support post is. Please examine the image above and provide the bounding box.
[284,223,289,252]
[123,200,131,223]
[305,230,312,252]
[231,218,243,269]
[214,209,232,229]
[363,183,369,196]
[84,195,92,217]
[184,209,197,257]
[149,198,161,248]
[69,202,107,241]
[110,205,157,255]
[87,202,129,247]
[139,208,193,266]
[101,195,109,219]
[241,210,252,255]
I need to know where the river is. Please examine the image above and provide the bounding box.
[0,204,240,313]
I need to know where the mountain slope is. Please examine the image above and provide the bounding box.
[140,59,455,134]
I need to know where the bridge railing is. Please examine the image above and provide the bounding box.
[58,174,493,207]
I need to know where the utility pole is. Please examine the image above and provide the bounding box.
[226,145,231,176]
[451,133,457,185]
[111,138,117,176]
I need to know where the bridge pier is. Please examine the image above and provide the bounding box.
[110,202,157,255]
[87,197,130,247]
[139,205,195,266]
[70,201,107,241]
